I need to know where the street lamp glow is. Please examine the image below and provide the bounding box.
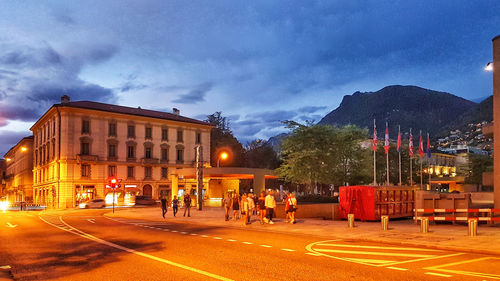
[0,201,8,212]
[485,62,493,71]
[5,158,11,162]
[20,146,27,152]
[220,152,228,160]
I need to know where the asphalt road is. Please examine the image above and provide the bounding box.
[0,209,499,281]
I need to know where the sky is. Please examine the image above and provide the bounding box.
[0,1,499,155]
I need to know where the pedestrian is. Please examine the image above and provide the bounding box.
[183,192,191,217]
[232,193,240,221]
[264,190,276,224]
[285,193,291,223]
[247,193,255,224]
[223,193,232,221]
[253,194,258,215]
[257,191,266,224]
[288,193,298,224]
[240,194,248,226]
[161,195,168,219]
[172,195,179,217]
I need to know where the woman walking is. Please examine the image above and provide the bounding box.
[288,193,297,224]
[257,192,266,224]
[232,193,240,221]
[240,194,249,226]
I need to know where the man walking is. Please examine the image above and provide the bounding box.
[265,190,276,224]
[172,195,179,217]
[247,193,255,224]
[223,193,232,221]
[183,192,192,217]
[161,195,168,219]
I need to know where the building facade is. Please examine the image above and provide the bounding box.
[3,136,34,202]
[31,96,212,208]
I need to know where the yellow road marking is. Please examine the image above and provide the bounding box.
[382,253,464,267]
[281,249,295,252]
[260,245,272,248]
[424,257,500,279]
[425,272,452,277]
[312,248,434,258]
[315,243,440,252]
[39,215,234,281]
[344,258,395,264]
[386,266,408,271]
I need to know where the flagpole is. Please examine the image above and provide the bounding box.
[398,125,402,186]
[373,119,377,186]
[409,128,413,186]
[385,122,389,186]
[420,130,423,189]
[427,133,431,190]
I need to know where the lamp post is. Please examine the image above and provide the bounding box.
[217,152,228,168]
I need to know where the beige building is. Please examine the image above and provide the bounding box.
[31,95,212,208]
[3,136,34,202]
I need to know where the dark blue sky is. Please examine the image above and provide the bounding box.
[0,1,499,154]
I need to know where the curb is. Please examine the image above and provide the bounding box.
[103,211,500,256]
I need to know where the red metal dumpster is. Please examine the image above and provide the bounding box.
[339,186,415,221]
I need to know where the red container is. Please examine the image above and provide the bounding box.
[339,185,415,221]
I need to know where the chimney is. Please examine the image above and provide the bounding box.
[173,108,180,115]
[61,95,70,104]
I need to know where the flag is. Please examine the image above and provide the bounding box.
[397,126,401,153]
[418,131,424,157]
[426,133,431,158]
[384,122,390,154]
[409,129,413,157]
[372,119,377,151]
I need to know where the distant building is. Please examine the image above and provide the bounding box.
[3,136,34,202]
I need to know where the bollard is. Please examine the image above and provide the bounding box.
[381,215,389,231]
[347,214,355,228]
[420,218,429,233]
[468,218,478,237]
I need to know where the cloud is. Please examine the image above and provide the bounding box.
[0,130,32,156]
[172,82,212,104]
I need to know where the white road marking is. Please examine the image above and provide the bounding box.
[386,267,408,271]
[425,272,452,278]
[86,219,95,224]
[201,235,209,238]
[259,245,272,248]
[281,248,295,252]
[6,222,17,228]
[171,230,178,233]
[213,237,222,240]
[39,215,234,281]
[190,233,197,236]
[227,239,237,242]
[242,242,253,245]
[181,232,188,234]
[0,265,11,269]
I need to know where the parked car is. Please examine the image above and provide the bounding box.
[79,199,106,209]
[134,196,156,205]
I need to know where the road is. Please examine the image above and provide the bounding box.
[0,209,499,281]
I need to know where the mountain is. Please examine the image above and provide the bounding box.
[318,85,477,137]
[440,95,493,136]
[267,133,288,154]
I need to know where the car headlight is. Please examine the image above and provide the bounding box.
[79,203,86,208]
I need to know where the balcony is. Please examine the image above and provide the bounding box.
[77,154,99,162]
[141,158,159,164]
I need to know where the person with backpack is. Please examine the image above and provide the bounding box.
[172,195,179,217]
[257,192,266,224]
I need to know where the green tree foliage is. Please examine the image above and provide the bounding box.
[243,140,280,169]
[277,122,370,192]
[205,112,244,167]
[465,154,493,185]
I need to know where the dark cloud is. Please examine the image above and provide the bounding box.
[0,131,32,156]
[172,83,212,104]
[28,82,115,104]
[297,106,327,113]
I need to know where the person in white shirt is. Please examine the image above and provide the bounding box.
[240,194,249,226]
[264,190,276,224]
[288,193,298,224]
[246,193,255,224]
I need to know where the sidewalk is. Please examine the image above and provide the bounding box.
[105,206,500,256]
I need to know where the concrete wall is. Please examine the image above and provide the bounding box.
[273,203,340,220]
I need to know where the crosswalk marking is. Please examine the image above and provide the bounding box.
[312,248,435,258]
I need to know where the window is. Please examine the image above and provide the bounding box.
[127,145,135,159]
[108,123,117,137]
[161,148,168,161]
[82,120,90,134]
[52,142,55,158]
[176,149,184,162]
[144,166,152,179]
[108,144,116,158]
[196,132,202,144]
[161,128,168,141]
[127,166,134,178]
[127,125,135,138]
[177,129,183,142]
[108,165,117,177]
[81,141,90,155]
[145,127,152,139]
[35,150,38,165]
[145,147,152,159]
[161,167,168,179]
[53,120,56,135]
[81,164,91,177]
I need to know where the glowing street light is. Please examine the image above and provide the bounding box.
[20,146,28,152]
[217,152,228,168]
[5,158,11,162]
[485,62,493,71]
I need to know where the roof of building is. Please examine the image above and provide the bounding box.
[3,136,34,158]
[53,100,211,127]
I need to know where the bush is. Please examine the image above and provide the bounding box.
[296,194,338,203]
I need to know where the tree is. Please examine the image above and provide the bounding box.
[277,122,370,193]
[205,112,244,167]
[243,140,280,169]
[465,154,493,185]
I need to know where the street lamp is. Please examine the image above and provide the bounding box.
[485,62,493,71]
[20,146,27,152]
[5,158,11,162]
[217,152,228,168]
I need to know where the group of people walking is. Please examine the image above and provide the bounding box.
[160,193,192,218]
[223,190,297,225]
